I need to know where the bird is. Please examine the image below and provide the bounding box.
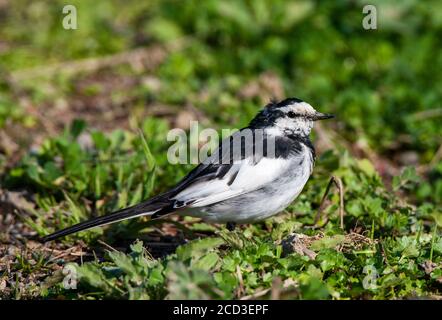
[42,97,334,242]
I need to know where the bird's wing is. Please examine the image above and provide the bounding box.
[169,129,299,208]
[171,156,292,207]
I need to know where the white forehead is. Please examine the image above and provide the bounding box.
[279,102,316,115]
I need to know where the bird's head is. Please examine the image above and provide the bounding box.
[249,97,334,137]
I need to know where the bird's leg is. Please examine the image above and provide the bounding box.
[310,175,345,229]
[226,222,237,231]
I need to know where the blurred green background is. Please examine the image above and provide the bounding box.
[1,0,442,300]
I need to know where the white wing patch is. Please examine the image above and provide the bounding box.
[172,157,291,207]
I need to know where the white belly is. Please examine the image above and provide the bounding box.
[181,149,313,223]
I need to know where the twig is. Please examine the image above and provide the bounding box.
[412,108,442,120]
[47,247,80,262]
[271,277,282,300]
[8,40,187,83]
[418,143,442,174]
[240,288,271,300]
[236,265,245,297]
[309,176,345,230]
[97,239,118,252]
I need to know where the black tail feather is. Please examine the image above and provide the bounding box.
[41,198,172,242]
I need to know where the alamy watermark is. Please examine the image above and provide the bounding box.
[62,264,78,289]
[362,265,379,289]
[62,5,77,30]
[362,4,377,30]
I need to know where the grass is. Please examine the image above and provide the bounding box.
[0,0,441,300]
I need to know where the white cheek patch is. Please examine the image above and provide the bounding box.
[271,117,313,136]
[274,117,293,129]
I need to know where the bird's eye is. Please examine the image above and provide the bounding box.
[287,111,296,118]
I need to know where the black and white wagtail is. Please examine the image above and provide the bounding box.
[42,97,334,242]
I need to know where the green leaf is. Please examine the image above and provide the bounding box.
[70,119,87,139]
[77,263,113,293]
[193,252,220,271]
[393,166,420,191]
[108,250,142,282]
[176,237,224,262]
[130,240,144,254]
[356,159,376,177]
[138,129,156,172]
[43,161,63,183]
[91,131,110,150]
[316,249,347,272]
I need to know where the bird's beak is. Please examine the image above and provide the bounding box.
[312,112,334,121]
